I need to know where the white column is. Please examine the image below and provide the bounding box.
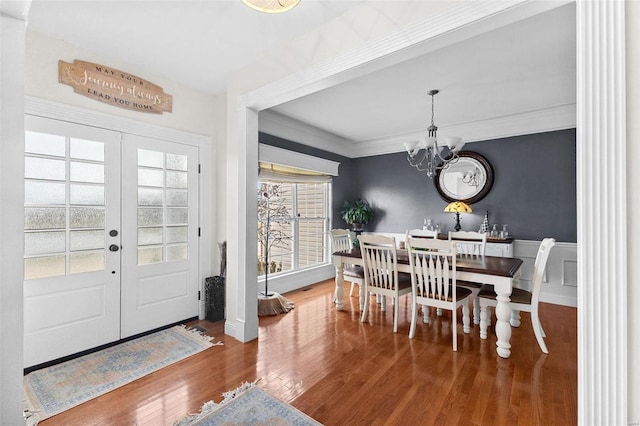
[576,0,627,424]
[0,7,28,425]
[224,99,259,342]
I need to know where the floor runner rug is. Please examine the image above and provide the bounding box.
[24,325,222,425]
[175,382,322,426]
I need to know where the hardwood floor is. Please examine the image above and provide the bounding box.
[39,279,577,425]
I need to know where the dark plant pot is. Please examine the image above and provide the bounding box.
[351,222,365,232]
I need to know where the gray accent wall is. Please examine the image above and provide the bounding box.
[260,129,576,243]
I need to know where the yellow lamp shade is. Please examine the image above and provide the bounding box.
[444,201,472,213]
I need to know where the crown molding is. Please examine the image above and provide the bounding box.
[353,103,576,157]
[262,103,576,159]
[259,109,355,157]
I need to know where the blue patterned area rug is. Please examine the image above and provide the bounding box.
[175,382,322,426]
[24,325,222,425]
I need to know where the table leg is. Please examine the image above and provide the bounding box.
[494,290,512,358]
[334,264,344,311]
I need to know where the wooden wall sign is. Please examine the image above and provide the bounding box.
[58,59,173,114]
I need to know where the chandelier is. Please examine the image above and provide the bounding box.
[403,89,465,179]
[241,0,301,13]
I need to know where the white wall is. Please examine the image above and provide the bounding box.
[626,1,639,422]
[25,30,218,137]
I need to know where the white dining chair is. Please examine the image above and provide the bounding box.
[448,230,487,325]
[478,238,556,353]
[406,236,471,351]
[358,234,412,333]
[330,229,364,307]
[406,228,438,238]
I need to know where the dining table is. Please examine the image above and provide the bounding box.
[332,248,524,359]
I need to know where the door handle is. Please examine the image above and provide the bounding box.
[109,244,120,252]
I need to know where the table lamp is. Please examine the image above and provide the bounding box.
[444,201,472,231]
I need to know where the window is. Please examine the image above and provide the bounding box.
[257,180,330,278]
[23,131,106,280]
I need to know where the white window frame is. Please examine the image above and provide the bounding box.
[257,144,339,294]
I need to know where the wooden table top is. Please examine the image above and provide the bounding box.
[333,249,523,278]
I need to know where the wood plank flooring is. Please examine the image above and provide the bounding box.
[39,279,577,425]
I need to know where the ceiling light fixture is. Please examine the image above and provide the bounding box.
[241,0,301,13]
[403,89,465,179]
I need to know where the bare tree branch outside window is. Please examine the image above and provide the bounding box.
[257,182,291,296]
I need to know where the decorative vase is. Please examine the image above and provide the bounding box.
[479,211,490,234]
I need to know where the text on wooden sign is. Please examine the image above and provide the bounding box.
[58,59,173,114]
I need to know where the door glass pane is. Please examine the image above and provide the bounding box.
[25,157,66,181]
[138,188,163,206]
[70,251,104,274]
[70,230,104,251]
[166,153,187,171]
[25,132,65,157]
[24,231,65,255]
[70,207,105,229]
[166,171,187,188]
[136,148,191,265]
[166,226,188,243]
[167,244,188,262]
[138,169,164,187]
[138,246,162,265]
[70,139,104,161]
[70,161,104,183]
[138,227,163,245]
[24,207,66,230]
[166,189,187,206]
[24,255,65,280]
[138,149,164,168]
[24,129,108,281]
[25,181,65,205]
[138,208,163,226]
[167,208,188,225]
[70,184,104,205]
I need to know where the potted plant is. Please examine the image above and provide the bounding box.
[341,199,374,232]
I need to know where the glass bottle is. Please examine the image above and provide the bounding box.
[490,224,499,238]
[500,224,509,239]
[426,219,434,231]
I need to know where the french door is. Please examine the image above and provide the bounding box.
[23,116,199,367]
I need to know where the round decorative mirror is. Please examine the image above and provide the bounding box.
[434,151,494,204]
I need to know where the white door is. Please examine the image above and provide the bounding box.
[23,118,200,367]
[120,135,200,338]
[23,116,121,367]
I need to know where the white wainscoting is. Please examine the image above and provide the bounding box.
[513,239,577,307]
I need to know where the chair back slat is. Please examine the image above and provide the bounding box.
[330,229,354,252]
[448,231,487,256]
[359,234,399,291]
[406,237,456,303]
